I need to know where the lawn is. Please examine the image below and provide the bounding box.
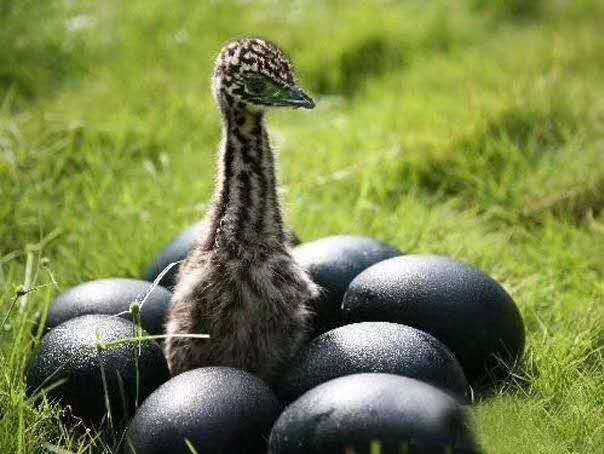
[1,0,603,452]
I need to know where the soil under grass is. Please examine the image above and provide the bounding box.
[1,0,603,452]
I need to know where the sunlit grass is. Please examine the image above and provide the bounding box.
[1,0,603,452]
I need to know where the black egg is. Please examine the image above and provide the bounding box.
[277,322,468,403]
[292,236,402,335]
[146,223,302,290]
[27,315,169,425]
[47,278,172,336]
[343,255,525,386]
[145,223,206,290]
[125,367,282,454]
[270,373,481,454]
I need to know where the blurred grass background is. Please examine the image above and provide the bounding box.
[1,0,603,452]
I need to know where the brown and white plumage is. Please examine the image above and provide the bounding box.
[165,39,319,382]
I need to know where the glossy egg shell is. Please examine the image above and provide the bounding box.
[270,373,481,454]
[27,315,169,425]
[292,236,402,335]
[276,321,468,403]
[47,278,172,336]
[145,223,206,290]
[343,255,525,386]
[124,367,282,454]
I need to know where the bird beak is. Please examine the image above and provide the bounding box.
[283,87,315,109]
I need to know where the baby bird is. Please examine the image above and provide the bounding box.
[164,39,319,382]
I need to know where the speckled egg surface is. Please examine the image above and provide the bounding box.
[47,278,172,336]
[27,315,169,424]
[125,367,282,454]
[277,322,468,403]
[270,373,481,454]
[292,236,402,335]
[145,222,207,290]
[342,255,525,386]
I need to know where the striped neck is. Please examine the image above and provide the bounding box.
[203,106,285,251]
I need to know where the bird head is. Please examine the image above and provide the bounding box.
[213,38,314,113]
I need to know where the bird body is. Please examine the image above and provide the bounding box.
[165,39,319,381]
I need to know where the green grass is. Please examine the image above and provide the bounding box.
[1,0,603,452]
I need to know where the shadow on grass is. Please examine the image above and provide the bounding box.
[374,103,601,226]
[471,353,533,402]
[310,34,410,97]
[469,0,544,21]
[307,7,459,97]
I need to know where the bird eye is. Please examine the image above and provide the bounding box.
[245,77,267,95]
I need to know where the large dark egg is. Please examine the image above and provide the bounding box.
[125,367,282,454]
[277,322,468,403]
[47,278,172,335]
[145,222,206,290]
[145,222,301,290]
[343,255,525,386]
[292,236,402,335]
[27,315,169,425]
[270,374,481,454]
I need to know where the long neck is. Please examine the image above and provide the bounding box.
[202,106,285,251]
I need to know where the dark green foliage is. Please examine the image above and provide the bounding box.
[0,0,86,104]
[311,35,407,96]
[372,99,593,226]
[306,4,461,96]
[431,106,576,195]
[480,107,575,151]
[1,0,603,452]
[469,0,544,20]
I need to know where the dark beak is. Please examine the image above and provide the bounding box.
[284,87,315,109]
